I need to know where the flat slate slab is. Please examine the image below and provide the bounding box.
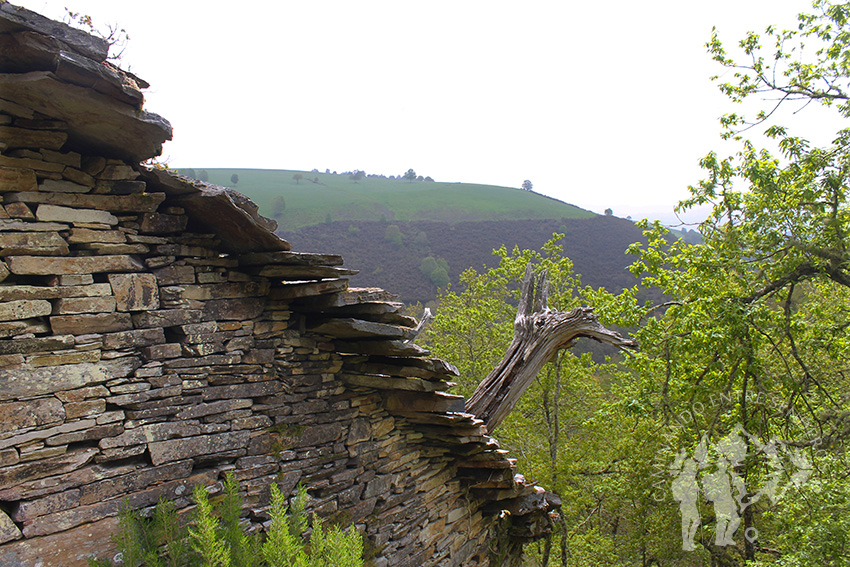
[0,72,171,163]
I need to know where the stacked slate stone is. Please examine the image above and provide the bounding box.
[0,4,558,567]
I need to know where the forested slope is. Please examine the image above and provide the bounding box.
[280,215,649,304]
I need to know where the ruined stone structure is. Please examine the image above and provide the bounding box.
[0,5,558,566]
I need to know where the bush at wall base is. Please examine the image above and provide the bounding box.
[87,474,364,567]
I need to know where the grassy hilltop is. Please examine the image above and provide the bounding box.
[176,168,596,229]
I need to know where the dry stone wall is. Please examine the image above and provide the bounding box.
[0,4,559,566]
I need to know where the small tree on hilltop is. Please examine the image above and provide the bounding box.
[521,179,533,191]
[293,173,303,184]
[403,169,416,181]
[604,208,613,216]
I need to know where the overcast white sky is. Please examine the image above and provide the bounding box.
[17,1,817,224]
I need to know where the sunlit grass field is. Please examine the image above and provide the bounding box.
[178,168,596,229]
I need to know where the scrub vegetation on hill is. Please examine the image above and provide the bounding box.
[280,216,655,305]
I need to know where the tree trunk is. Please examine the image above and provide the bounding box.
[466,264,637,431]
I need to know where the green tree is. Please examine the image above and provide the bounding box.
[230,174,239,185]
[427,4,850,564]
[384,224,403,247]
[522,179,533,191]
[403,168,416,181]
[293,173,303,184]
[582,1,850,562]
[603,208,612,216]
[419,256,438,278]
[427,236,676,566]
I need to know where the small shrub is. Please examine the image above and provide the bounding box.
[384,225,403,247]
[88,476,364,567]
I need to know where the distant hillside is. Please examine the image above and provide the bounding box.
[280,216,651,305]
[175,168,596,229]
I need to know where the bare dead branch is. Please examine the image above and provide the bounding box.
[466,266,637,431]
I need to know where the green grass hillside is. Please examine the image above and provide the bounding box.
[176,168,596,229]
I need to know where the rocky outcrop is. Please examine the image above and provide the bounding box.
[0,4,557,566]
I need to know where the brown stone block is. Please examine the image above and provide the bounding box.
[0,165,38,192]
[0,398,65,435]
[0,319,49,339]
[54,385,110,403]
[152,264,195,285]
[0,125,67,150]
[0,448,19,467]
[203,381,286,401]
[50,313,132,334]
[0,218,68,232]
[139,211,188,234]
[11,488,81,523]
[20,469,216,539]
[81,156,106,176]
[40,149,81,168]
[7,190,164,212]
[108,272,160,311]
[174,398,252,420]
[52,296,117,314]
[61,166,95,187]
[67,227,126,243]
[79,460,193,506]
[0,447,97,491]
[0,154,64,173]
[28,349,102,367]
[101,327,164,349]
[148,430,250,466]
[0,298,52,321]
[64,399,106,419]
[77,243,150,254]
[0,230,69,256]
[98,164,138,180]
[54,274,93,285]
[38,178,90,193]
[8,254,144,275]
[46,422,123,446]
[142,343,181,360]
[202,297,266,321]
[180,281,270,301]
[98,421,200,450]
[35,203,117,225]
[0,282,112,301]
[4,201,34,219]
[0,515,117,566]
[131,308,202,329]
[0,509,22,544]
[0,419,95,451]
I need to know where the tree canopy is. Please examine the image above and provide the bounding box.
[427,2,850,565]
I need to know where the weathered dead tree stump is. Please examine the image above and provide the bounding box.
[466,265,637,431]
